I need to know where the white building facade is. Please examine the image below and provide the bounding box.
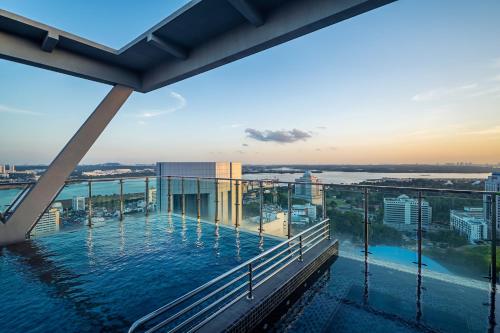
[383,195,432,231]
[450,207,487,243]
[30,208,60,236]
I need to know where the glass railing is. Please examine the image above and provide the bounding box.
[0,182,33,219]
[1,176,498,288]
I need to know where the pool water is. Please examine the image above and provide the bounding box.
[271,256,499,333]
[0,214,277,333]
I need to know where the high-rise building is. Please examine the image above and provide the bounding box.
[450,207,487,243]
[9,164,15,172]
[30,208,60,236]
[156,162,242,224]
[0,164,5,174]
[72,196,86,211]
[294,171,322,205]
[383,195,432,231]
[484,169,500,234]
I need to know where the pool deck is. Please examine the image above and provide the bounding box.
[196,238,339,333]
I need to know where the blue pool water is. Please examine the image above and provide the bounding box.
[0,214,277,333]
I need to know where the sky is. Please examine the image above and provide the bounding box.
[1,0,500,165]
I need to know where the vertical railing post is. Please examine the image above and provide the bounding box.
[247,262,254,300]
[181,177,185,216]
[299,235,303,262]
[145,177,149,216]
[119,179,124,221]
[87,180,92,226]
[215,179,219,224]
[167,176,172,214]
[287,183,292,239]
[491,193,497,286]
[197,178,201,220]
[364,187,369,257]
[259,181,264,234]
[322,184,327,220]
[235,180,240,228]
[417,191,423,273]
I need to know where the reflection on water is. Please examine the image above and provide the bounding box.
[235,228,241,261]
[0,213,277,333]
[196,220,203,248]
[181,216,187,243]
[213,224,220,257]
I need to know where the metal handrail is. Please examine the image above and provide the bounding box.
[129,219,330,333]
[2,174,496,195]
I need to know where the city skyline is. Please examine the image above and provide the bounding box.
[1,0,500,165]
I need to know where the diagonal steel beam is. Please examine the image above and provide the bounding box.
[0,85,133,246]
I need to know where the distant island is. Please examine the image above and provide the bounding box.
[243,164,497,174]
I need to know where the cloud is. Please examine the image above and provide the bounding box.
[412,84,478,102]
[245,128,312,143]
[242,143,249,147]
[316,126,327,130]
[137,91,186,118]
[0,104,41,116]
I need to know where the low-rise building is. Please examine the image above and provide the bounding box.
[292,203,317,224]
[450,207,487,243]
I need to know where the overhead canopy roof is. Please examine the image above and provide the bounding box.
[0,0,394,92]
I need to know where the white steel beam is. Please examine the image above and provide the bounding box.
[0,85,133,246]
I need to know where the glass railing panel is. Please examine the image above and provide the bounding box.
[0,183,29,216]
[326,186,365,260]
[146,177,157,214]
[90,179,121,224]
[179,177,199,220]
[258,181,288,238]
[291,181,323,237]
[29,182,86,238]
[240,180,261,234]
[122,178,147,217]
[197,178,216,224]
[421,191,493,283]
[58,181,90,228]
[419,190,494,332]
[212,178,232,227]
[367,187,418,272]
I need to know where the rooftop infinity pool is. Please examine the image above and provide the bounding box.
[0,214,278,333]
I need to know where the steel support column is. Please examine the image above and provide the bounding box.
[287,183,292,239]
[259,181,264,234]
[0,85,132,246]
